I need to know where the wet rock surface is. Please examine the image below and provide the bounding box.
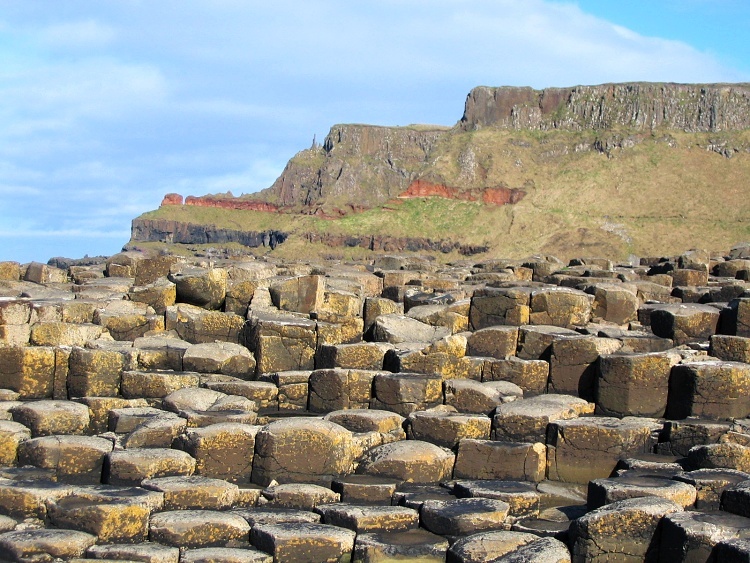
[2,247,750,560]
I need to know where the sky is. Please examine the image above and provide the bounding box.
[1,0,748,264]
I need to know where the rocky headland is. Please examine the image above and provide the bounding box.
[132,82,750,261]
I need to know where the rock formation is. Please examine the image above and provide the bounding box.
[131,82,750,260]
[1,241,750,559]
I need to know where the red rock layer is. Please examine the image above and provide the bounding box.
[167,195,280,213]
[161,193,184,206]
[399,180,525,206]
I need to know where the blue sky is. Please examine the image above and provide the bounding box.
[1,0,748,263]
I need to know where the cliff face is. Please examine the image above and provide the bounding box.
[255,124,449,212]
[131,219,287,248]
[130,82,750,260]
[460,83,750,132]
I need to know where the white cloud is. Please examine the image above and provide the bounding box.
[38,19,117,49]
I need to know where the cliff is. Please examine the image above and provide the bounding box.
[130,82,750,260]
[460,83,750,132]
[254,124,450,213]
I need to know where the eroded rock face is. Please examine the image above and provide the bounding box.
[251,418,356,486]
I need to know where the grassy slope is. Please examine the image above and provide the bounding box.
[135,127,750,262]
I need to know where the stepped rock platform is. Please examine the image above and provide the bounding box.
[2,245,750,561]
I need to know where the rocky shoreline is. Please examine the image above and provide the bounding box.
[1,245,750,561]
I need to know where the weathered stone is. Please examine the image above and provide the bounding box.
[182,342,255,378]
[204,380,278,410]
[657,419,731,457]
[453,480,541,519]
[482,356,549,395]
[585,282,639,325]
[272,370,311,411]
[68,346,124,397]
[722,480,750,517]
[331,475,400,505]
[174,423,258,483]
[587,471,697,510]
[406,409,491,449]
[0,529,96,562]
[24,261,68,284]
[0,346,58,399]
[0,478,73,518]
[121,369,200,399]
[0,421,30,466]
[245,312,316,375]
[517,325,580,361]
[0,323,30,346]
[529,287,592,328]
[370,373,442,416]
[232,506,321,528]
[133,333,192,371]
[105,448,196,486]
[391,483,456,511]
[17,435,112,484]
[711,335,750,363]
[364,297,401,336]
[308,368,381,412]
[650,303,720,344]
[150,509,250,548]
[109,406,178,433]
[169,266,228,310]
[370,314,451,344]
[163,387,257,418]
[29,321,104,346]
[492,394,594,443]
[444,379,522,415]
[446,530,540,563]
[466,326,519,359]
[126,416,188,450]
[225,280,260,316]
[724,298,750,337]
[687,442,750,473]
[142,475,239,510]
[469,287,533,329]
[421,497,510,536]
[406,302,469,334]
[316,316,364,348]
[316,342,393,371]
[258,483,336,511]
[269,275,325,314]
[12,400,89,437]
[48,486,162,543]
[674,468,750,510]
[87,541,180,563]
[548,335,622,400]
[569,497,682,562]
[660,510,750,563]
[166,303,245,344]
[250,522,355,563]
[357,440,454,484]
[385,341,481,382]
[667,360,750,420]
[0,262,21,281]
[547,416,661,484]
[454,439,546,482]
[487,536,572,563]
[252,418,355,486]
[180,546,272,563]
[352,529,448,563]
[597,350,681,418]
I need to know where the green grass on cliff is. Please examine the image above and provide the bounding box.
[135,126,750,261]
